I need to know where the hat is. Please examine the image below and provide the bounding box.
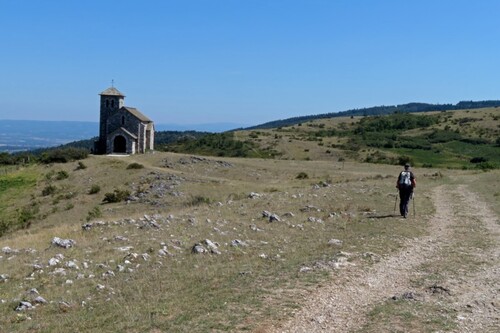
[404,163,411,169]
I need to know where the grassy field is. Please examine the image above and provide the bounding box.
[2,149,496,332]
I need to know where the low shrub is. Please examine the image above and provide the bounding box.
[102,189,130,203]
[186,195,211,206]
[88,184,101,195]
[42,185,57,196]
[127,162,144,170]
[296,172,309,179]
[470,157,488,164]
[40,147,89,164]
[76,161,87,170]
[56,170,69,180]
[86,206,102,221]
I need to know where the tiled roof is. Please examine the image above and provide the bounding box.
[122,106,152,122]
[99,87,125,97]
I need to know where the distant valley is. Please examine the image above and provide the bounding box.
[0,120,247,153]
[0,120,98,152]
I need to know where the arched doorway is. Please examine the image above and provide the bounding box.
[113,135,127,153]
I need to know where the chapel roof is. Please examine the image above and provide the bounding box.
[99,87,125,97]
[122,106,152,122]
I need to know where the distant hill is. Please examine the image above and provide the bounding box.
[246,100,500,129]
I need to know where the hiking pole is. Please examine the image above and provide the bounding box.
[412,192,416,217]
[394,191,398,214]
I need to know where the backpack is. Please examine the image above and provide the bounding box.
[399,171,412,186]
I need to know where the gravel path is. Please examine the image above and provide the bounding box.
[269,184,499,332]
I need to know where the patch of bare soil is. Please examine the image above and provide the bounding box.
[267,185,499,332]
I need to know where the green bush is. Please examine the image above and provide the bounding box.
[0,219,9,237]
[17,204,39,229]
[86,206,102,221]
[88,184,101,195]
[470,157,488,164]
[102,189,130,203]
[186,195,211,206]
[127,162,144,170]
[76,161,87,170]
[56,170,69,180]
[40,147,89,164]
[42,185,57,196]
[296,172,309,179]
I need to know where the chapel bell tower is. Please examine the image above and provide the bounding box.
[96,86,125,154]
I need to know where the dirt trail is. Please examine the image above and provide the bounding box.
[269,185,500,332]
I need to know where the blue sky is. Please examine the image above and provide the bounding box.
[1,0,499,127]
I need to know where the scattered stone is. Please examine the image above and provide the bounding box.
[103,270,115,278]
[283,212,295,218]
[58,301,72,311]
[259,253,268,259]
[202,239,221,254]
[250,224,263,232]
[158,247,173,257]
[66,279,74,285]
[428,284,451,295]
[141,253,151,261]
[52,237,75,249]
[392,292,418,301]
[0,274,9,282]
[269,214,281,222]
[204,239,219,250]
[114,235,129,242]
[15,301,33,311]
[52,268,67,276]
[28,288,39,295]
[2,246,18,254]
[301,205,320,212]
[231,239,248,247]
[362,252,380,262]
[96,284,106,290]
[33,296,48,304]
[249,192,262,199]
[65,261,79,270]
[192,244,207,254]
[48,257,60,266]
[32,264,43,270]
[299,266,313,273]
[262,210,272,218]
[328,239,343,246]
[81,223,93,231]
[115,246,134,252]
[307,217,323,223]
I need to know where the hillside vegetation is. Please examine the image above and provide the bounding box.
[163,107,500,169]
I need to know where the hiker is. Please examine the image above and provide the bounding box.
[396,163,416,218]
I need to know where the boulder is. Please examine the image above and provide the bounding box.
[51,237,75,249]
[15,301,33,311]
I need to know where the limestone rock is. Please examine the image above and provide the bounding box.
[15,301,33,311]
[51,237,75,249]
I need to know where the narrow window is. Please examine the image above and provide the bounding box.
[106,100,109,108]
[121,116,125,125]
[111,100,115,108]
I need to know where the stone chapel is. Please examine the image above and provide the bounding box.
[94,86,154,154]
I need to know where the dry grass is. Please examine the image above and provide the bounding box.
[0,151,496,332]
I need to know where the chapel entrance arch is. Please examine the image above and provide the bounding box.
[113,135,127,153]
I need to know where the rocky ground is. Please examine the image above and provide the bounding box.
[267,184,499,332]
